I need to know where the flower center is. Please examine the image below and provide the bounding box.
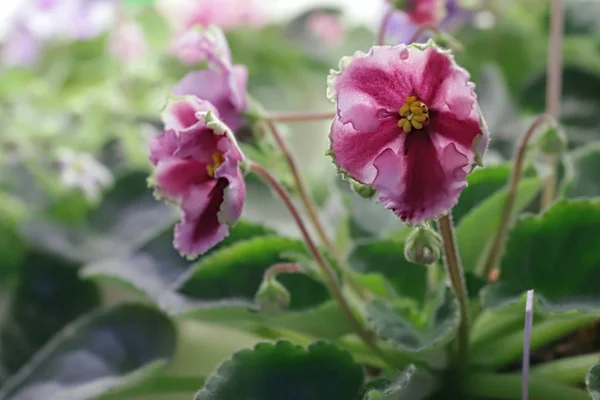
[398,96,430,133]
[206,152,225,177]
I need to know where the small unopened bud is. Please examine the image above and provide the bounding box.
[404,225,442,265]
[350,179,376,199]
[255,278,290,314]
[537,125,566,155]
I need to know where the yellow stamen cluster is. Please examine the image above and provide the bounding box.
[206,152,226,177]
[398,96,430,133]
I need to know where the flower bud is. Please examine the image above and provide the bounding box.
[537,124,566,155]
[350,179,376,199]
[255,278,290,314]
[404,225,442,265]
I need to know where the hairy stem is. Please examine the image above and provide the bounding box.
[264,263,304,282]
[541,0,564,208]
[265,120,367,300]
[462,372,591,400]
[480,114,550,279]
[247,161,387,363]
[438,214,470,364]
[264,112,335,123]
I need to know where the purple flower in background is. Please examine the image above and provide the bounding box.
[1,0,117,67]
[384,0,473,45]
[171,25,248,132]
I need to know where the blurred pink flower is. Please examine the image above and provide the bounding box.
[109,20,147,64]
[171,25,248,132]
[150,96,246,257]
[327,41,488,224]
[172,25,231,67]
[156,0,265,32]
[306,12,344,47]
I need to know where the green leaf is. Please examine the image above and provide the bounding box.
[587,362,600,400]
[0,304,176,400]
[453,164,512,223]
[565,143,600,198]
[80,221,275,302]
[456,176,542,271]
[176,236,330,311]
[349,239,427,305]
[362,365,437,400]
[483,199,600,312]
[196,340,364,400]
[365,287,459,353]
[563,0,600,36]
[0,251,101,381]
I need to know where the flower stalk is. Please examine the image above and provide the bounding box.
[247,161,387,362]
[264,111,335,122]
[541,0,564,209]
[480,114,550,279]
[264,120,368,300]
[438,214,470,364]
[377,8,395,45]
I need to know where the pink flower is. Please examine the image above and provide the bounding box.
[108,20,147,64]
[172,25,230,67]
[306,12,344,47]
[390,0,446,26]
[327,41,488,224]
[149,96,246,257]
[171,26,248,132]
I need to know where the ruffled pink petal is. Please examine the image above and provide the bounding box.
[430,109,482,150]
[329,117,402,184]
[373,131,469,224]
[176,125,220,163]
[172,67,247,131]
[174,179,229,256]
[155,157,210,199]
[328,45,412,132]
[162,96,218,133]
[214,136,245,224]
[149,129,178,165]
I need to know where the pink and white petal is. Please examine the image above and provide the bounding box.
[373,132,469,225]
[174,180,229,257]
[172,69,244,131]
[328,45,412,132]
[176,125,220,163]
[230,64,249,111]
[156,157,210,200]
[329,117,401,184]
[149,129,179,165]
[430,108,482,152]
[162,96,218,133]
[218,169,245,225]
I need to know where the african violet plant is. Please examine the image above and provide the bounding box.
[2,0,600,399]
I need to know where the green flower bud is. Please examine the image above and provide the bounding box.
[350,179,376,199]
[404,225,442,265]
[537,125,566,155]
[255,278,290,314]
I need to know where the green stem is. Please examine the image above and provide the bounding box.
[247,161,388,364]
[265,120,367,301]
[264,263,303,282]
[541,0,564,209]
[438,214,470,364]
[470,314,596,369]
[480,114,550,279]
[531,352,600,385]
[461,372,590,400]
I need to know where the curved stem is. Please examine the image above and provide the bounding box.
[530,352,600,385]
[264,263,304,282]
[480,114,550,279]
[542,0,564,209]
[462,372,591,400]
[247,161,388,363]
[264,112,335,123]
[408,25,437,44]
[265,120,367,300]
[377,8,394,45]
[438,214,470,364]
